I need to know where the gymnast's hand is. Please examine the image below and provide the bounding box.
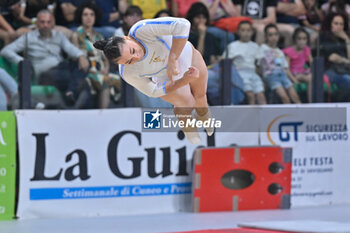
[183,66,199,82]
[167,56,180,83]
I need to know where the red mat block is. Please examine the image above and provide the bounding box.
[223,227,293,232]
[171,228,293,233]
[193,146,292,212]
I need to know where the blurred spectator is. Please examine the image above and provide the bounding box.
[283,27,313,102]
[72,1,122,109]
[186,2,221,66]
[0,68,17,110]
[129,0,167,19]
[0,10,90,108]
[236,0,277,45]
[55,0,86,28]
[199,0,238,51]
[1,0,24,29]
[11,0,74,40]
[188,2,244,105]
[258,24,301,104]
[170,0,198,18]
[321,0,350,21]
[153,9,172,18]
[320,13,350,93]
[223,21,266,105]
[93,0,128,38]
[15,0,55,27]
[0,14,18,45]
[276,0,306,47]
[299,0,323,32]
[114,5,142,37]
[201,0,240,20]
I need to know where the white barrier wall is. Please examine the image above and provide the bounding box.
[16,109,259,219]
[259,104,350,207]
[15,104,350,219]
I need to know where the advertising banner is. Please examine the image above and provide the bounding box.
[259,105,350,207]
[0,112,16,220]
[16,108,259,219]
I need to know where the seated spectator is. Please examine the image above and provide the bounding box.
[0,14,18,45]
[170,0,199,18]
[153,9,172,18]
[276,0,306,47]
[72,1,122,109]
[114,5,143,37]
[186,2,221,66]
[1,0,23,29]
[0,10,90,108]
[199,0,238,51]
[258,24,301,104]
[93,0,128,38]
[129,0,167,19]
[13,0,73,40]
[300,0,323,32]
[283,27,313,102]
[236,0,277,45]
[223,21,266,105]
[321,0,350,21]
[55,0,86,29]
[187,2,244,105]
[15,0,55,27]
[0,68,17,110]
[320,12,350,94]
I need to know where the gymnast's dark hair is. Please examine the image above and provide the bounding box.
[93,37,126,61]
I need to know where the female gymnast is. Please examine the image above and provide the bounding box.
[94,17,213,144]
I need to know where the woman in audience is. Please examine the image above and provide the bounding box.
[320,12,350,93]
[72,1,121,109]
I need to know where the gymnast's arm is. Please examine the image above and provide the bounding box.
[122,67,198,98]
[129,17,191,81]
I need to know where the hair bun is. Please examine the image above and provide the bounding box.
[93,40,108,50]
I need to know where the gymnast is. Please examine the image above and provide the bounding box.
[94,17,214,144]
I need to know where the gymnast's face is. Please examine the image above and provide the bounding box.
[116,36,145,65]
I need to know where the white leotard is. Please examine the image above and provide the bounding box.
[118,17,193,98]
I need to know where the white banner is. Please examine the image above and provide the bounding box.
[16,108,259,219]
[259,104,350,207]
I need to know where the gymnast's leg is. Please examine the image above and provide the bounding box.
[188,47,214,136]
[161,85,201,144]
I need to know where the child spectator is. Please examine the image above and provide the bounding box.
[258,24,301,104]
[223,21,266,105]
[283,27,313,102]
